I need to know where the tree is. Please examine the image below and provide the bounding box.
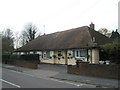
[100,42,120,64]
[98,28,112,37]
[110,29,120,39]
[14,32,21,49]
[20,23,40,46]
[2,28,14,55]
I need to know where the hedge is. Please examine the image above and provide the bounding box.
[10,54,39,62]
[2,54,39,64]
[2,55,11,64]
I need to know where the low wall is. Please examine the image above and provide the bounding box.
[67,63,119,79]
[15,60,38,69]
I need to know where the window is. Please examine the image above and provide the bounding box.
[58,51,62,57]
[13,52,17,55]
[43,51,50,59]
[75,50,87,57]
[43,52,47,59]
[76,50,79,57]
[20,52,25,55]
[36,51,41,54]
[33,51,37,54]
[30,51,33,54]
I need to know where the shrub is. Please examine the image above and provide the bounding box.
[2,55,11,64]
[100,42,120,64]
[9,54,39,63]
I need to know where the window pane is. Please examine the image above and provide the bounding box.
[46,51,50,58]
[72,50,75,57]
[58,51,62,57]
[76,50,79,57]
[80,50,87,57]
[42,51,46,59]
[44,53,46,58]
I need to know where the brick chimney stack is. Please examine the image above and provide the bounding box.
[90,22,95,30]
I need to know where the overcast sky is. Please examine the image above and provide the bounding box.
[0,0,119,35]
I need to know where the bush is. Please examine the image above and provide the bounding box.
[2,55,11,64]
[2,51,12,55]
[100,42,120,64]
[10,54,39,63]
[99,49,109,61]
[20,54,39,61]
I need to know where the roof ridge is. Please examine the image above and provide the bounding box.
[40,26,89,37]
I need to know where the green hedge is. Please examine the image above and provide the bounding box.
[2,55,10,60]
[2,54,39,64]
[2,55,11,64]
[10,54,39,62]
[100,42,120,64]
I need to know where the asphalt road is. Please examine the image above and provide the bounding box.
[2,68,83,88]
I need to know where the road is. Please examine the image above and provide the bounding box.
[1,64,119,89]
[2,68,88,88]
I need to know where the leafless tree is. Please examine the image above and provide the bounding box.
[20,23,40,46]
[14,32,21,49]
[2,28,14,54]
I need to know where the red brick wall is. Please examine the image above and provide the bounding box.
[15,60,38,69]
[67,63,119,79]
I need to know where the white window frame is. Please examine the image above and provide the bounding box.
[43,51,51,59]
[29,51,34,54]
[43,51,47,59]
[75,49,86,58]
[20,52,25,55]
[36,51,41,54]
[13,52,17,55]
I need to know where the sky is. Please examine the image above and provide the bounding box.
[0,0,119,35]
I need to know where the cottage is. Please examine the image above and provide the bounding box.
[14,23,112,65]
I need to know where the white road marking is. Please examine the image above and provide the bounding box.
[0,79,20,88]
[49,78,83,87]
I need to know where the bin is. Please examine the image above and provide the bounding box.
[76,60,83,67]
[76,60,89,67]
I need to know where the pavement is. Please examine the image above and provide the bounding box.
[1,63,119,88]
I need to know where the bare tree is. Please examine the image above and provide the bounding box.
[2,28,14,54]
[14,32,21,49]
[98,28,112,37]
[20,23,40,46]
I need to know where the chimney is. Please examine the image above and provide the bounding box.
[89,22,95,30]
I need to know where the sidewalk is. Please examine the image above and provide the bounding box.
[1,64,119,88]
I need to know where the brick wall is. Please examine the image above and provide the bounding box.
[15,60,38,69]
[67,63,119,79]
